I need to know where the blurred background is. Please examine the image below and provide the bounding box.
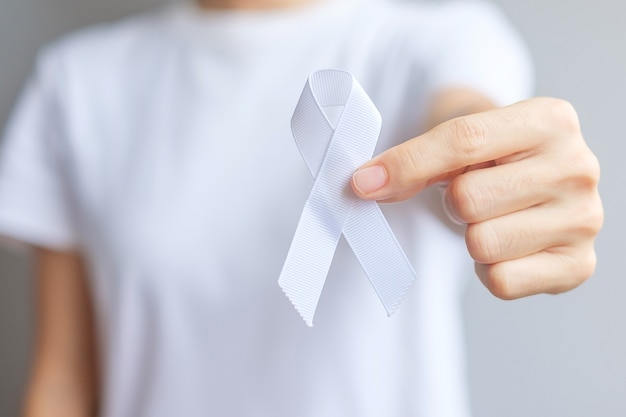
[0,0,624,416]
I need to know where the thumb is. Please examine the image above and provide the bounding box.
[351,105,533,202]
[350,118,472,202]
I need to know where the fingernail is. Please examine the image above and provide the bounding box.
[442,188,465,226]
[353,165,387,195]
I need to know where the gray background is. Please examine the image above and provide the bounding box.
[0,0,624,416]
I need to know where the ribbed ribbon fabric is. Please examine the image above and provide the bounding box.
[279,70,416,326]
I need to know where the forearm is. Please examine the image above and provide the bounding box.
[24,364,97,417]
[23,249,99,417]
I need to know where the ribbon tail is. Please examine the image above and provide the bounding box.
[343,200,417,315]
[279,202,350,327]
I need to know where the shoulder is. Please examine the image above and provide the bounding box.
[367,0,516,42]
[392,0,533,106]
[347,0,521,72]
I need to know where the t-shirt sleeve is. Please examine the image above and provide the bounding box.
[0,50,79,250]
[426,0,535,106]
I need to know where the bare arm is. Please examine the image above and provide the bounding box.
[23,249,99,417]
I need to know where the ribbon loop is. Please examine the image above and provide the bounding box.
[279,70,416,326]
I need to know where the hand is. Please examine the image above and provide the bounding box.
[351,98,603,299]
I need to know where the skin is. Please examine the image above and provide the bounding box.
[23,0,603,415]
[24,249,99,417]
[352,91,603,299]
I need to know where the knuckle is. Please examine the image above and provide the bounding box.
[447,116,487,158]
[591,198,605,233]
[479,263,517,300]
[542,97,581,134]
[554,249,597,293]
[546,248,597,295]
[586,196,605,234]
[571,151,601,190]
[466,222,501,264]
[573,195,604,237]
[587,153,602,185]
[577,249,598,282]
[553,142,601,196]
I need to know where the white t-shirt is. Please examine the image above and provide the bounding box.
[0,1,532,416]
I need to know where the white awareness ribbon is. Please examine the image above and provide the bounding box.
[279,69,417,326]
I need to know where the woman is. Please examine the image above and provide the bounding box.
[0,0,602,416]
